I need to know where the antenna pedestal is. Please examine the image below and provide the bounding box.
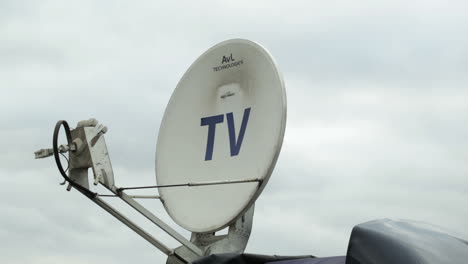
[167,205,254,264]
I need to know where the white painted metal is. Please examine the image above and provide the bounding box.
[91,196,174,256]
[34,38,286,262]
[117,191,203,256]
[156,39,286,233]
[192,205,255,255]
[79,121,114,188]
[168,205,255,264]
[65,120,203,260]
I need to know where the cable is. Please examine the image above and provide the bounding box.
[58,153,69,185]
[60,152,70,173]
[53,120,96,198]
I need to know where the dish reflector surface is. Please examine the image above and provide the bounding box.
[156,39,286,233]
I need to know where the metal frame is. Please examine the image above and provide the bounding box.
[35,119,254,263]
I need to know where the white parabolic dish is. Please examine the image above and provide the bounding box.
[156,39,286,233]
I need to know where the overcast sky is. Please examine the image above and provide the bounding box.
[1,0,468,263]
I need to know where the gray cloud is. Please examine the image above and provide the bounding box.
[1,0,468,263]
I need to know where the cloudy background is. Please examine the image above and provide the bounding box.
[1,0,468,263]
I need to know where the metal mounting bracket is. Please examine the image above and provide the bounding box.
[35,119,254,264]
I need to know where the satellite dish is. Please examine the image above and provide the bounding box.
[156,39,286,233]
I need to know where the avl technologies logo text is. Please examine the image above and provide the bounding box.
[213,53,243,72]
